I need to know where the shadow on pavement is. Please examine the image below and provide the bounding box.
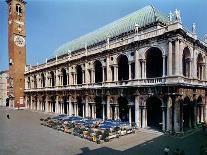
[78,130,207,155]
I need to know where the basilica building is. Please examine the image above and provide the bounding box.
[24,5,207,132]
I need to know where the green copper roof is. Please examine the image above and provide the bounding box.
[55,5,168,56]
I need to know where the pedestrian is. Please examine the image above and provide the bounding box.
[163,147,170,155]
[7,114,10,119]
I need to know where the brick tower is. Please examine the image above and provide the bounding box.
[7,0,26,108]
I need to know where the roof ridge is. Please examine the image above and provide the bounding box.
[54,5,168,56]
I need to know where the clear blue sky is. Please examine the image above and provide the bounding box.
[0,0,207,71]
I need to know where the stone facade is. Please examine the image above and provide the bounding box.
[24,6,207,132]
[0,71,9,106]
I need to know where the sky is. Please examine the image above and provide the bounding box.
[0,0,207,71]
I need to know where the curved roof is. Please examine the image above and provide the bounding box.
[54,5,168,56]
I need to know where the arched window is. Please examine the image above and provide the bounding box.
[118,55,129,81]
[27,77,30,89]
[41,73,45,87]
[76,65,82,84]
[33,75,37,88]
[16,4,22,15]
[197,54,204,80]
[182,47,191,77]
[50,71,55,87]
[94,60,103,83]
[61,68,67,86]
[146,47,163,78]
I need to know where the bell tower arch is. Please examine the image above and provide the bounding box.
[6,0,26,108]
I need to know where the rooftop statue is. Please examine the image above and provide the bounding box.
[192,23,196,34]
[175,9,181,22]
[169,11,173,22]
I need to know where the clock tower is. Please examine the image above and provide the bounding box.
[7,0,26,108]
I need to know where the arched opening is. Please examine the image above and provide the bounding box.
[146,96,162,130]
[33,75,37,88]
[118,97,129,121]
[94,61,103,83]
[182,47,191,77]
[27,77,31,89]
[51,96,56,113]
[50,71,55,87]
[197,54,204,80]
[95,96,102,119]
[76,65,83,84]
[182,97,194,130]
[118,55,129,81]
[61,68,67,86]
[41,73,45,87]
[63,96,68,114]
[77,96,83,117]
[146,47,163,78]
[131,62,135,79]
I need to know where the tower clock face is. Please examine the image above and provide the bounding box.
[14,35,25,47]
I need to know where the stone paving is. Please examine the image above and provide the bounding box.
[0,107,206,155]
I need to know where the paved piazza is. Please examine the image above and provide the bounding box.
[0,107,206,155]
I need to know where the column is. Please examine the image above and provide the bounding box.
[102,67,105,82]
[91,104,94,118]
[107,96,111,119]
[174,101,180,132]
[129,63,132,80]
[135,50,141,79]
[168,40,172,76]
[85,63,89,84]
[179,41,184,75]
[201,105,204,122]
[82,104,85,118]
[37,98,39,110]
[94,104,96,118]
[75,73,77,85]
[55,96,58,114]
[85,96,89,117]
[45,72,48,88]
[82,71,85,84]
[135,95,140,127]
[102,102,105,120]
[114,105,118,120]
[175,39,180,75]
[68,96,71,115]
[142,106,147,128]
[162,106,166,131]
[143,60,146,78]
[55,70,58,86]
[114,65,118,81]
[192,51,197,78]
[106,55,112,82]
[88,104,91,118]
[45,96,48,112]
[30,96,33,110]
[129,106,132,125]
[162,55,166,77]
[91,69,95,83]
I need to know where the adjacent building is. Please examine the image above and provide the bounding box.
[24,5,207,132]
[0,70,9,107]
